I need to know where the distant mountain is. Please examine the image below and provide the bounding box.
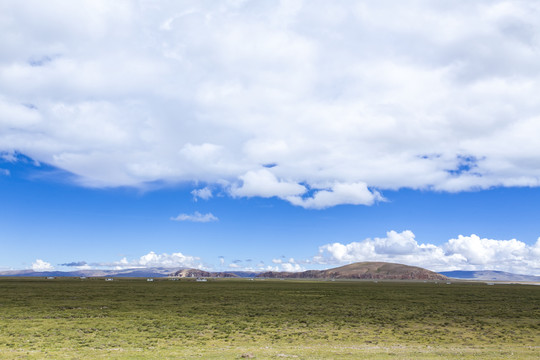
[441,270,540,282]
[171,269,239,278]
[0,267,183,278]
[0,262,448,280]
[228,271,261,278]
[257,262,448,281]
[6,264,536,282]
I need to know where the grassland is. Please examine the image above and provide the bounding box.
[0,277,538,359]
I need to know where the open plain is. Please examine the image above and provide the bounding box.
[0,277,538,359]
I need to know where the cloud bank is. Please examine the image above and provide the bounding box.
[48,232,539,275]
[314,231,540,275]
[2,1,540,207]
[99,251,203,270]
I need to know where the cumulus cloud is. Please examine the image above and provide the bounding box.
[231,169,306,199]
[2,2,540,206]
[281,258,304,272]
[98,251,203,270]
[191,187,213,201]
[171,211,218,223]
[136,251,200,268]
[287,182,384,209]
[281,262,303,272]
[271,257,305,272]
[32,259,54,271]
[231,170,382,208]
[315,231,540,275]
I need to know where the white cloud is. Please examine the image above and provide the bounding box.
[315,231,540,275]
[281,262,303,272]
[191,187,213,201]
[0,168,9,176]
[231,170,382,209]
[1,2,540,206]
[1,151,17,162]
[231,169,306,198]
[101,251,202,270]
[287,182,384,209]
[171,211,218,223]
[444,234,529,265]
[32,259,54,271]
[136,251,200,268]
[271,257,305,272]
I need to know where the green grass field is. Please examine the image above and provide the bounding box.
[0,277,538,359]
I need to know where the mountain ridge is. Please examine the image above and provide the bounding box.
[0,267,182,278]
[1,263,538,282]
[255,262,448,280]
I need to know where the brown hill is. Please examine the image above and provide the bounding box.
[257,262,448,281]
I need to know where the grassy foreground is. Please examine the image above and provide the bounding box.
[0,278,538,359]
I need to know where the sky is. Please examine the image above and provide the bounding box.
[1,0,540,275]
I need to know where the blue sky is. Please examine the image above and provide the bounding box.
[2,156,539,274]
[1,1,540,274]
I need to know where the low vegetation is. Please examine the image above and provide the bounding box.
[0,278,538,359]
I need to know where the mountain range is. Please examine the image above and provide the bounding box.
[252,262,448,280]
[0,267,177,278]
[1,262,538,282]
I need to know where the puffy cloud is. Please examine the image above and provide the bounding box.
[32,259,54,271]
[101,251,202,270]
[281,262,303,272]
[136,251,200,268]
[287,182,384,209]
[0,168,9,176]
[231,170,382,209]
[171,211,218,223]
[2,1,540,206]
[444,234,528,265]
[191,187,213,201]
[271,257,305,272]
[315,231,540,275]
[231,169,306,199]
